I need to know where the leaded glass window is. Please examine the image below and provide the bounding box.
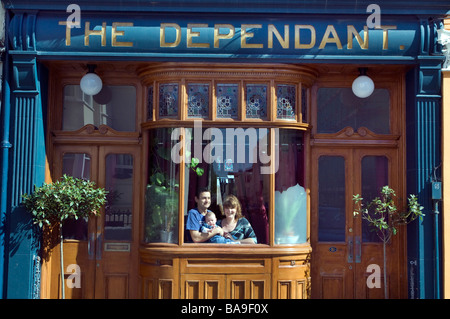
[246,84,267,119]
[276,84,296,120]
[187,83,209,118]
[159,83,179,118]
[216,84,238,119]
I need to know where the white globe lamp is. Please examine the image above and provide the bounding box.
[80,65,103,96]
[352,68,374,98]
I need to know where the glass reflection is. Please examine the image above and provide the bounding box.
[275,130,306,244]
[317,88,390,134]
[145,128,180,243]
[318,156,346,242]
[104,154,134,241]
[361,156,388,242]
[184,127,270,244]
[63,85,136,131]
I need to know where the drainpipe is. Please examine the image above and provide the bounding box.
[0,20,10,300]
[434,199,441,298]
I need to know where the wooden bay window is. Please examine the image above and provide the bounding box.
[139,63,317,299]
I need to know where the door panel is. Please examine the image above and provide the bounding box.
[312,148,354,298]
[52,145,98,299]
[52,144,139,299]
[311,147,402,299]
[96,145,140,299]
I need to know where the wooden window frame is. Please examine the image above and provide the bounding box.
[139,63,317,248]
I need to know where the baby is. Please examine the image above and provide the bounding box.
[201,211,240,244]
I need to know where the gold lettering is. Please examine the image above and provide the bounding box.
[160,23,181,47]
[58,21,72,46]
[84,21,107,46]
[187,23,210,48]
[241,24,263,49]
[377,25,397,50]
[268,24,289,49]
[112,22,133,47]
[319,25,343,49]
[295,25,316,49]
[347,25,368,49]
[214,24,235,48]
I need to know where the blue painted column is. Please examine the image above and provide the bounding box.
[406,18,444,298]
[3,11,46,299]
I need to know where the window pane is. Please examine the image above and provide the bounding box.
[61,153,91,240]
[63,85,136,131]
[159,83,179,118]
[317,88,390,134]
[246,84,267,119]
[318,156,346,242]
[361,156,388,242]
[104,154,134,241]
[145,128,180,243]
[184,127,270,244]
[187,83,209,118]
[275,129,306,244]
[216,84,239,119]
[276,84,296,120]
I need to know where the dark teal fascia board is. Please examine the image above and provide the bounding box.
[4,0,450,16]
[18,11,427,62]
[31,51,418,64]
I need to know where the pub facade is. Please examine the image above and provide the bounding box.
[0,0,449,299]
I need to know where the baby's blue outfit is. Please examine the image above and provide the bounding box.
[200,222,240,244]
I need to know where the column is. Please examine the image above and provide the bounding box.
[3,11,46,299]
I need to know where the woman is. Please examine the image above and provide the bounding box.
[218,195,257,244]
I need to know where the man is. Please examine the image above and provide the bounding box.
[186,187,224,243]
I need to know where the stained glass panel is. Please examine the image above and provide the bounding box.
[276,84,296,120]
[246,84,267,119]
[187,83,209,118]
[216,84,238,119]
[159,83,178,118]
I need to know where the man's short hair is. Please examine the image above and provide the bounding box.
[196,187,211,198]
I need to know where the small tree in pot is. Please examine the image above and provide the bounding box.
[353,185,424,299]
[22,174,108,299]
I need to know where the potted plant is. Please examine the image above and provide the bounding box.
[353,185,424,298]
[22,174,108,299]
[145,158,204,243]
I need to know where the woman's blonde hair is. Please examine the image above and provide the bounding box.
[221,194,243,220]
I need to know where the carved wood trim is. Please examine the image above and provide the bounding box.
[138,63,319,87]
[52,124,141,145]
[311,126,400,147]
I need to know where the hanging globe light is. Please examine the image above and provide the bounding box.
[80,64,103,96]
[352,68,374,98]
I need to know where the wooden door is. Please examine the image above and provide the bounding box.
[52,144,140,298]
[311,147,404,299]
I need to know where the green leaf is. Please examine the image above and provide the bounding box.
[191,157,200,168]
[195,167,204,176]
